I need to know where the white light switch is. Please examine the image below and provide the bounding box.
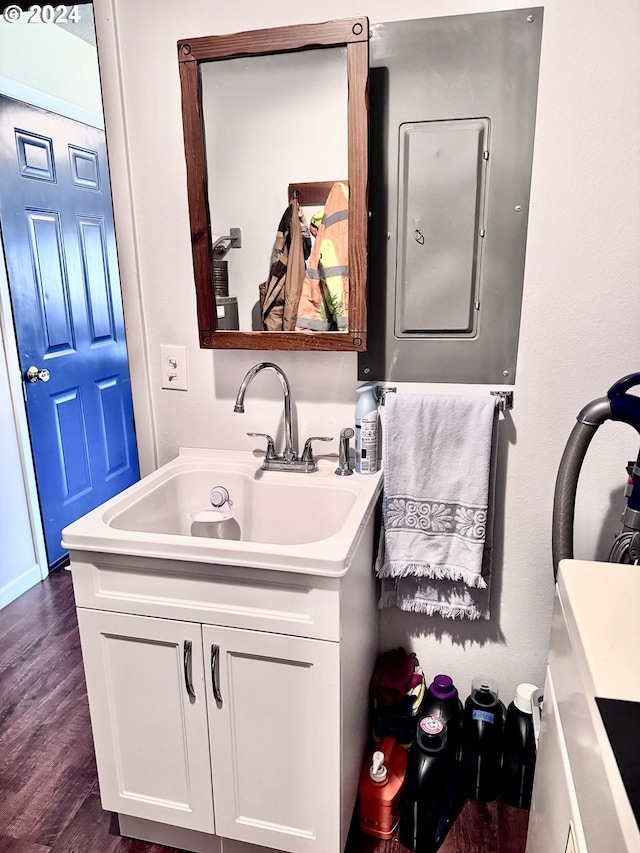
[160,345,188,390]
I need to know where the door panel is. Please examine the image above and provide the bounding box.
[76,609,215,833]
[52,386,92,500]
[78,216,116,343]
[0,94,139,567]
[28,211,75,352]
[96,375,133,477]
[203,625,341,853]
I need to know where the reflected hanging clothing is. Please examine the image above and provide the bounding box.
[296,181,349,332]
[259,197,311,331]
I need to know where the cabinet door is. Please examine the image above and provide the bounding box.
[203,625,341,853]
[76,608,215,833]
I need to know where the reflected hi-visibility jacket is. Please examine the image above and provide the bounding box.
[296,181,349,331]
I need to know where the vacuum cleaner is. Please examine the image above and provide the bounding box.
[552,372,640,578]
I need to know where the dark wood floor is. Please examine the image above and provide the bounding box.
[0,569,529,853]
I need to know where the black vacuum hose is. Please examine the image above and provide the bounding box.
[551,421,600,579]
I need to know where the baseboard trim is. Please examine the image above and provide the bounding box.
[118,814,221,853]
[117,815,284,853]
[0,563,41,609]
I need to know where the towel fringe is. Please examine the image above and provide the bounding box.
[379,589,487,620]
[376,560,488,590]
[398,599,485,620]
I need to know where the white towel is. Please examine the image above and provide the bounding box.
[376,393,497,618]
[379,561,493,620]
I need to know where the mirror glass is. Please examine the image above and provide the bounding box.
[201,48,347,333]
[178,19,369,352]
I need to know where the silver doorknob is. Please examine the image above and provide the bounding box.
[25,365,50,383]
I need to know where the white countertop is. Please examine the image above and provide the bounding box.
[558,559,640,702]
[556,559,640,852]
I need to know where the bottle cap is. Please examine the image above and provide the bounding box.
[415,715,447,754]
[429,674,458,701]
[471,676,499,706]
[370,750,388,783]
[514,682,538,714]
[419,715,444,735]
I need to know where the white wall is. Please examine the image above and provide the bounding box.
[94,0,640,704]
[0,324,42,606]
[0,12,103,120]
[202,48,348,330]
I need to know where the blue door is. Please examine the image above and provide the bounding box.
[0,95,139,569]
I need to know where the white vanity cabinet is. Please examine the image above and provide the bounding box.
[76,609,216,834]
[202,624,340,852]
[70,532,378,853]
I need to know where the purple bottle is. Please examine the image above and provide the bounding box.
[419,674,465,836]
[420,675,463,754]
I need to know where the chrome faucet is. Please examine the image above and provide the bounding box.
[234,362,332,472]
[234,362,295,459]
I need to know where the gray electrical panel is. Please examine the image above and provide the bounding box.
[359,9,543,384]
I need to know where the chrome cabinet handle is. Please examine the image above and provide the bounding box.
[24,365,50,383]
[210,644,223,703]
[183,640,196,699]
[531,687,544,749]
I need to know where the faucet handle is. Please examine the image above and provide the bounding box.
[301,436,333,463]
[247,432,277,460]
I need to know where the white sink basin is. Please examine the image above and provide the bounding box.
[62,448,382,576]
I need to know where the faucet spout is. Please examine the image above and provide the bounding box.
[234,362,295,460]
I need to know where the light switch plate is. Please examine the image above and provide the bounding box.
[160,345,188,390]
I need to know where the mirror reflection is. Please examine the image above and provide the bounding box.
[177,17,369,351]
[201,48,348,333]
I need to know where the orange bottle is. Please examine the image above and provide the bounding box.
[359,736,408,839]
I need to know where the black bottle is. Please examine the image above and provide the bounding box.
[501,683,538,809]
[399,716,451,853]
[461,676,505,802]
[420,674,463,755]
[420,674,465,833]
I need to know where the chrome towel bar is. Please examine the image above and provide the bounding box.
[376,386,514,411]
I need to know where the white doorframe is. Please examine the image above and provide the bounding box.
[0,243,48,592]
[0,74,104,129]
[92,0,158,477]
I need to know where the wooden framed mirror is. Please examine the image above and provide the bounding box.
[177,18,369,351]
